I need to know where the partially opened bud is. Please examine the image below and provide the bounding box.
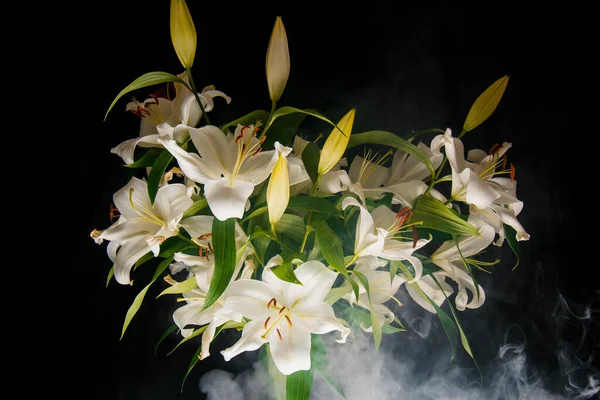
[267,142,292,225]
[463,75,509,132]
[266,16,290,102]
[170,0,197,68]
[318,108,356,176]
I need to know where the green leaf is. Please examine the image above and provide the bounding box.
[157,277,198,298]
[348,130,435,176]
[241,205,268,224]
[105,72,189,120]
[155,323,178,356]
[106,267,114,287]
[275,214,306,243]
[453,235,481,301]
[286,367,314,400]
[288,196,340,216]
[262,112,306,149]
[125,148,163,168]
[301,142,320,183]
[121,256,174,339]
[182,199,209,219]
[202,218,236,311]
[181,340,204,393]
[220,110,269,133]
[266,106,338,134]
[158,236,195,258]
[353,270,382,352]
[410,195,480,237]
[382,323,406,334]
[504,224,521,270]
[270,261,302,285]
[147,150,173,205]
[312,220,359,301]
[133,252,153,271]
[169,325,208,355]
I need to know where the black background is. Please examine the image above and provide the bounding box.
[63,2,596,399]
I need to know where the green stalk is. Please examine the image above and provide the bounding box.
[185,67,211,126]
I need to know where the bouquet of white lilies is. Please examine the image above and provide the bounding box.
[91,1,530,398]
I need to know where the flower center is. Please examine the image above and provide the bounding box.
[229,124,266,186]
[128,188,165,226]
[261,297,293,341]
[358,149,392,186]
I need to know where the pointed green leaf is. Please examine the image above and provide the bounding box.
[180,340,204,393]
[453,235,481,300]
[241,205,268,224]
[504,224,521,270]
[286,367,314,400]
[133,252,153,271]
[262,112,306,149]
[353,270,382,352]
[275,214,306,243]
[105,72,189,120]
[121,256,174,339]
[348,130,435,176]
[382,323,406,334]
[169,325,208,355]
[202,218,236,311]
[266,106,338,134]
[155,323,178,356]
[182,199,208,219]
[147,150,173,205]
[301,141,320,184]
[410,195,480,237]
[106,267,114,288]
[157,276,198,298]
[158,236,195,258]
[220,110,269,133]
[125,148,163,168]
[270,261,302,285]
[313,220,359,302]
[288,195,340,216]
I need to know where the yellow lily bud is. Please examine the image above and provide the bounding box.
[463,75,509,132]
[267,143,291,225]
[170,0,197,69]
[266,16,290,102]
[318,108,356,176]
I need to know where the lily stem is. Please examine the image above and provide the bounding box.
[177,233,199,247]
[185,67,211,126]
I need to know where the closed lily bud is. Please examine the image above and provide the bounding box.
[170,0,197,68]
[267,142,292,225]
[266,16,290,102]
[318,108,356,176]
[463,75,509,132]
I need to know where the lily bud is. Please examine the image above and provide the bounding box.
[266,16,290,102]
[170,0,197,68]
[267,142,292,225]
[318,108,356,176]
[463,75,509,132]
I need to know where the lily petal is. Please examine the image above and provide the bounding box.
[222,279,281,320]
[158,136,221,182]
[221,320,267,362]
[269,323,311,375]
[112,236,152,285]
[204,178,255,220]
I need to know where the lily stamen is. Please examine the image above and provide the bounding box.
[267,298,277,309]
[284,315,293,327]
[276,328,283,341]
[278,306,286,314]
[510,163,516,180]
[109,203,120,223]
[412,225,418,248]
[264,317,271,329]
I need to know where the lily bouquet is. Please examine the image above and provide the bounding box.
[92,1,530,398]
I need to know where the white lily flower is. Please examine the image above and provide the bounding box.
[112,72,231,165]
[342,197,430,281]
[158,124,292,221]
[91,177,192,285]
[220,255,350,376]
[435,128,530,244]
[168,216,255,360]
[343,257,405,332]
[429,216,495,310]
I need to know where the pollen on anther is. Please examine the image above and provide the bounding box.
[267,298,277,309]
[279,306,286,314]
[264,317,271,330]
[285,315,293,327]
[276,328,283,341]
[510,163,516,180]
[412,225,418,249]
